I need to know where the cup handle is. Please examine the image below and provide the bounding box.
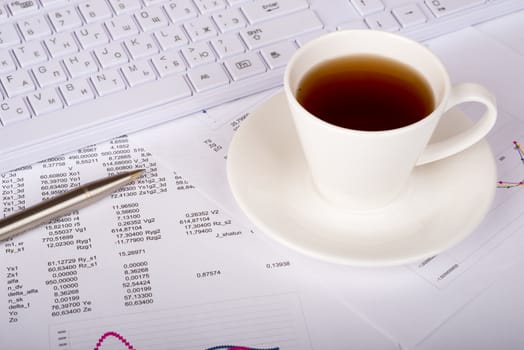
[416,83,497,165]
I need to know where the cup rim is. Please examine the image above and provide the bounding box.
[283,29,452,135]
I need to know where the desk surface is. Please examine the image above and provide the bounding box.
[2,9,524,350]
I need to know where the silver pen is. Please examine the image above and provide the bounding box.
[0,169,144,241]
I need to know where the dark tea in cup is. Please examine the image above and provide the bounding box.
[296,54,435,131]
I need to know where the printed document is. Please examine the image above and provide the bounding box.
[0,136,396,349]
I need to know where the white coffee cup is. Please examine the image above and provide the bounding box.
[284,30,497,210]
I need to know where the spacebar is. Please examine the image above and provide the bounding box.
[0,74,192,152]
[70,74,192,126]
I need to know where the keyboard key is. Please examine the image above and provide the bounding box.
[184,17,219,42]
[17,16,52,41]
[94,42,128,69]
[61,72,192,119]
[83,72,191,113]
[27,87,64,115]
[75,23,110,49]
[365,11,401,31]
[12,41,48,68]
[6,0,39,16]
[135,6,169,32]
[211,33,245,58]
[108,0,142,15]
[392,4,427,28]
[151,51,187,77]
[350,0,384,16]
[0,24,20,49]
[33,61,68,87]
[0,5,8,20]
[1,69,36,98]
[260,41,297,69]
[78,0,114,24]
[181,42,216,67]
[295,29,328,46]
[44,32,79,58]
[241,0,309,23]
[124,34,159,60]
[425,0,485,18]
[163,0,198,22]
[224,52,266,80]
[144,0,165,5]
[121,60,157,86]
[154,26,189,50]
[63,51,99,78]
[48,6,83,32]
[193,0,226,14]
[0,51,16,74]
[91,68,127,96]
[40,0,63,6]
[187,63,229,92]
[336,20,369,30]
[59,78,95,105]
[212,8,247,33]
[106,14,140,40]
[239,10,323,49]
[0,97,31,126]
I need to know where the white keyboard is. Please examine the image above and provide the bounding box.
[0,0,523,172]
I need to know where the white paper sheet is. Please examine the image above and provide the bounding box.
[416,256,524,350]
[129,26,524,349]
[0,137,397,349]
[416,11,524,350]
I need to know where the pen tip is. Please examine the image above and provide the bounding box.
[130,169,145,180]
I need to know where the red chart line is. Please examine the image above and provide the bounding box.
[497,141,524,188]
[93,331,135,350]
[92,331,279,350]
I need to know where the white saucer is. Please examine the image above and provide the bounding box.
[227,92,496,266]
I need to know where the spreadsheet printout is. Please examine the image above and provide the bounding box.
[0,136,397,349]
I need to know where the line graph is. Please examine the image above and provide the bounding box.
[497,141,524,189]
[92,332,279,350]
[94,331,134,350]
[50,294,309,350]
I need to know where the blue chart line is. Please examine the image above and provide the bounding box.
[497,141,524,189]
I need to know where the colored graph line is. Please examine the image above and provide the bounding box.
[497,141,524,189]
[206,346,279,350]
[92,331,279,350]
[94,331,135,350]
